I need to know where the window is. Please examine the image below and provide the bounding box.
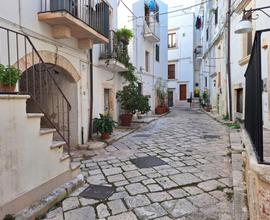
[236,88,243,113]
[145,51,149,72]
[206,28,209,41]
[156,44,160,62]
[214,8,218,25]
[155,4,159,22]
[168,33,176,48]
[168,64,175,79]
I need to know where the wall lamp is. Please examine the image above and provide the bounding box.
[235,6,270,34]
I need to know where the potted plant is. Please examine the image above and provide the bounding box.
[115,28,133,45]
[93,114,117,140]
[0,64,20,93]
[137,95,151,118]
[201,91,211,112]
[116,84,138,126]
[155,87,169,114]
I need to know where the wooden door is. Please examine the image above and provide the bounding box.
[180,85,187,100]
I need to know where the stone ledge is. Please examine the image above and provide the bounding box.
[15,174,84,220]
[0,94,30,99]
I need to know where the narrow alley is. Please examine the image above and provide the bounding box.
[44,108,233,220]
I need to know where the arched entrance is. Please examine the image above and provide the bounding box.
[18,52,80,147]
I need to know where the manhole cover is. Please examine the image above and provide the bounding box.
[133,133,151,138]
[131,156,168,168]
[79,185,115,200]
[202,135,221,139]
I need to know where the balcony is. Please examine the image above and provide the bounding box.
[143,19,160,43]
[38,0,110,49]
[99,31,128,72]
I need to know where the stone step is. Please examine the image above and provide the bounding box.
[51,141,66,149]
[40,128,56,135]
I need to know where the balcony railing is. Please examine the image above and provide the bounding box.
[100,30,129,66]
[40,0,110,39]
[143,15,160,42]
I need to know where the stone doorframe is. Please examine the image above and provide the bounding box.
[102,82,116,118]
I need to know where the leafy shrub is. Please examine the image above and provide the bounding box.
[0,64,21,85]
[93,114,117,135]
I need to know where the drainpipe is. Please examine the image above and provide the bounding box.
[227,0,233,121]
[88,49,94,141]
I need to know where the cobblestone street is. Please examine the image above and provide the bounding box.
[44,108,233,220]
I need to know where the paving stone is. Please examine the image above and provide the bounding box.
[168,189,189,198]
[125,183,148,195]
[183,186,203,195]
[107,174,126,183]
[170,173,201,186]
[62,197,80,212]
[142,179,156,185]
[147,191,172,202]
[124,195,151,208]
[122,164,138,171]
[124,170,141,179]
[88,169,102,175]
[155,217,173,220]
[79,198,98,206]
[187,193,218,208]
[134,203,167,219]
[147,184,163,192]
[107,212,138,220]
[114,180,129,187]
[107,199,127,215]
[87,174,106,185]
[162,199,197,218]
[45,207,63,220]
[198,180,225,192]
[129,176,148,183]
[109,191,129,200]
[97,204,110,218]
[103,167,123,176]
[64,206,96,220]
[155,177,178,189]
[139,168,156,175]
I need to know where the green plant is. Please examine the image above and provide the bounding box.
[223,114,229,121]
[0,64,21,85]
[201,91,209,107]
[115,28,133,44]
[116,84,139,114]
[227,123,240,129]
[93,114,117,135]
[3,214,15,220]
[156,87,166,106]
[137,95,151,114]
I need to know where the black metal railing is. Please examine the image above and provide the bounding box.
[0,26,71,155]
[245,29,270,164]
[100,30,129,65]
[40,0,110,38]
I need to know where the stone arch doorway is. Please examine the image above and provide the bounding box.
[19,62,79,147]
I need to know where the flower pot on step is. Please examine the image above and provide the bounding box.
[0,84,16,93]
[101,132,110,140]
[120,114,133,126]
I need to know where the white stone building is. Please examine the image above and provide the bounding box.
[0,0,125,217]
[117,0,168,112]
[167,0,196,107]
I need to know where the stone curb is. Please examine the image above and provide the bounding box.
[15,174,84,220]
[202,110,249,219]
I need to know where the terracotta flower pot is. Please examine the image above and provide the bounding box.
[0,84,16,93]
[204,106,211,112]
[155,105,168,115]
[101,132,110,140]
[120,114,133,126]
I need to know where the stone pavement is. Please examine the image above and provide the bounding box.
[43,108,233,220]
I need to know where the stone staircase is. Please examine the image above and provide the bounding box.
[0,94,80,218]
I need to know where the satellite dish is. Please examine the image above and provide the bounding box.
[147,0,156,11]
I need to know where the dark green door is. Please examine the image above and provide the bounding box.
[168,91,173,107]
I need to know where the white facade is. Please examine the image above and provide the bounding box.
[118,0,168,112]
[167,1,196,106]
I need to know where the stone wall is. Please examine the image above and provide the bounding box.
[242,129,270,220]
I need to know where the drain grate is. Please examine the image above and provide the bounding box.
[131,156,168,169]
[79,185,115,200]
[202,135,221,139]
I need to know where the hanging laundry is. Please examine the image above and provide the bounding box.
[196,16,202,29]
[146,0,156,12]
